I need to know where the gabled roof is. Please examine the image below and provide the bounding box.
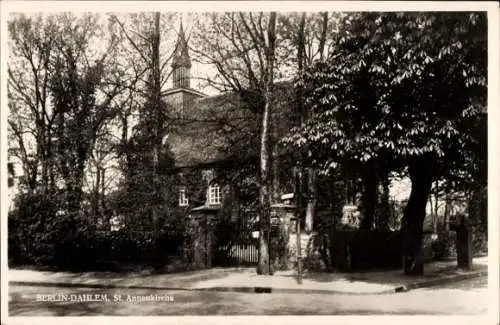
[166,82,298,170]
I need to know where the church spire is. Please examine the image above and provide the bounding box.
[172,20,191,89]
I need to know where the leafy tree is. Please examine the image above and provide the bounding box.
[283,12,486,275]
[192,12,281,274]
[191,12,300,200]
[278,12,350,233]
[8,13,125,212]
[84,124,120,224]
[110,13,183,230]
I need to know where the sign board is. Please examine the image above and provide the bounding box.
[270,216,280,225]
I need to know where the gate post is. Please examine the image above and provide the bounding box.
[205,214,212,268]
[454,216,472,270]
[270,203,295,271]
[191,205,220,268]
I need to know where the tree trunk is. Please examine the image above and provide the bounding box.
[359,165,377,230]
[151,12,161,230]
[295,13,317,234]
[444,194,450,231]
[257,93,271,275]
[433,180,439,233]
[401,153,438,275]
[257,12,277,275]
[378,170,391,231]
[428,192,436,233]
[294,166,303,282]
[41,129,49,193]
[67,171,85,214]
[468,186,486,231]
[305,168,316,233]
[271,142,280,203]
[318,12,328,61]
[100,167,106,219]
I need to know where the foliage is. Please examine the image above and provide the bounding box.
[303,234,328,272]
[8,191,92,268]
[8,12,127,219]
[431,231,457,260]
[329,230,403,272]
[472,228,488,255]
[282,12,486,177]
[115,12,184,233]
[8,190,186,271]
[281,12,486,274]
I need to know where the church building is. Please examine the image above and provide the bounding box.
[161,22,275,223]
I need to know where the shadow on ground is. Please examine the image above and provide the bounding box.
[279,261,487,286]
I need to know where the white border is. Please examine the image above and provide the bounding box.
[0,1,498,13]
[1,2,499,325]
[486,5,500,325]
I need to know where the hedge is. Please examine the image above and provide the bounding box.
[8,192,186,272]
[329,230,403,272]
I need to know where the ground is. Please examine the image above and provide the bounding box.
[8,276,487,316]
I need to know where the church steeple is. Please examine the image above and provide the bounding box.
[171,21,191,89]
[164,19,206,114]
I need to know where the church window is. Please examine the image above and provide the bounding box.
[208,184,221,205]
[179,187,189,206]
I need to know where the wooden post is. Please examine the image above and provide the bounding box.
[456,217,472,270]
[206,214,212,268]
[297,211,302,283]
[294,167,303,284]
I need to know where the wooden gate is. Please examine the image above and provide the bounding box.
[216,235,259,266]
[213,210,259,267]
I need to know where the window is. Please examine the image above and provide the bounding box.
[110,215,124,232]
[179,187,189,206]
[209,184,221,205]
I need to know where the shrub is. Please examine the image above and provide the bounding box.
[431,231,456,260]
[472,226,487,255]
[8,191,71,267]
[8,191,188,271]
[329,230,403,272]
[303,234,327,272]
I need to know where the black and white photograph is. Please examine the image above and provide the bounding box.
[1,1,498,323]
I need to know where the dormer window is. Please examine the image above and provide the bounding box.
[208,184,221,205]
[179,187,189,207]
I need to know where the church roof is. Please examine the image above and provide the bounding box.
[166,82,297,170]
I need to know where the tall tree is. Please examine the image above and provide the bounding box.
[8,13,124,213]
[279,12,337,233]
[8,14,60,193]
[111,12,180,229]
[84,124,119,224]
[191,13,292,200]
[191,13,287,273]
[256,12,277,275]
[283,12,486,275]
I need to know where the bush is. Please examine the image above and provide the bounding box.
[8,192,187,272]
[472,226,487,255]
[8,191,70,267]
[329,230,403,272]
[431,231,456,260]
[303,234,328,272]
